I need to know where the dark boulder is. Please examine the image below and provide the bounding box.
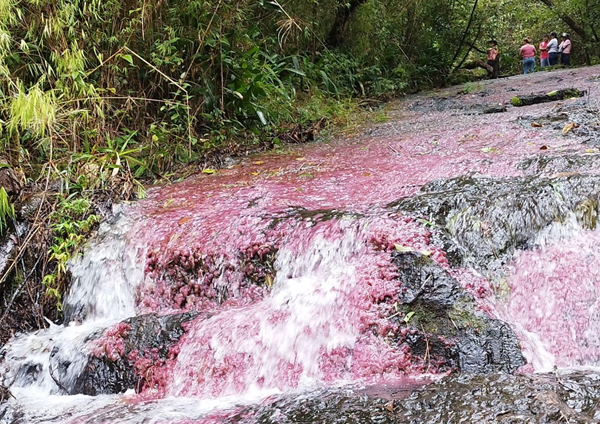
[50,311,198,395]
[510,88,585,106]
[391,251,524,374]
[231,371,600,423]
[390,174,600,273]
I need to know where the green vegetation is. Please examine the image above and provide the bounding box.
[43,197,99,308]
[511,97,523,107]
[0,187,14,235]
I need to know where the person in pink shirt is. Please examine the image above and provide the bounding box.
[559,33,572,66]
[520,38,536,74]
[539,35,550,69]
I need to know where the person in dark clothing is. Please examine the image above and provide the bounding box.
[486,40,500,79]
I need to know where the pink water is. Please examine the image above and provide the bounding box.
[5,66,600,423]
[122,66,600,396]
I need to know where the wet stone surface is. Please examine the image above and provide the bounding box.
[519,153,600,175]
[391,252,524,374]
[56,312,198,395]
[227,371,600,424]
[391,174,600,274]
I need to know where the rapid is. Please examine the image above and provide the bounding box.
[4,66,600,422]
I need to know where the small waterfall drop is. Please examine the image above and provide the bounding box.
[168,220,362,399]
[64,211,146,323]
[479,214,600,372]
[0,210,146,399]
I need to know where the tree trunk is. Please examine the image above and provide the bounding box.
[325,0,369,48]
[510,88,585,107]
[538,0,588,41]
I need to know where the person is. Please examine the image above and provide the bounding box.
[520,38,536,74]
[539,35,550,69]
[486,40,500,78]
[559,33,572,66]
[547,32,559,66]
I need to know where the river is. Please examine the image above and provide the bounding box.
[3,66,600,423]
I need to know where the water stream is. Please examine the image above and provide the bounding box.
[4,66,600,422]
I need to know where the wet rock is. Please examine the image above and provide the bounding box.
[0,385,11,404]
[510,88,585,106]
[515,101,600,144]
[234,371,600,424]
[51,312,198,395]
[392,251,524,373]
[0,159,23,199]
[482,104,507,114]
[390,174,600,274]
[519,153,600,175]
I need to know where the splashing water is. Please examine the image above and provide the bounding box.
[4,66,600,422]
[0,211,146,400]
[168,221,362,399]
[494,219,600,371]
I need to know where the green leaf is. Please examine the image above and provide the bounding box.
[121,54,134,66]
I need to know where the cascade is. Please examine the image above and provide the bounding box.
[4,66,600,422]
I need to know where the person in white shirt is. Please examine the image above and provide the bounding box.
[547,32,559,66]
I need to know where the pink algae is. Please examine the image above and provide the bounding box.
[96,66,600,399]
[89,322,131,361]
[128,216,450,399]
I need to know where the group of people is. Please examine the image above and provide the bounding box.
[519,32,571,74]
[483,33,572,78]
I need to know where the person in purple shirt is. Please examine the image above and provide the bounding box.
[520,38,536,74]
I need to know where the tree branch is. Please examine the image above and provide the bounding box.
[538,0,588,40]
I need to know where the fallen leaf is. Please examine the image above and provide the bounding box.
[385,401,394,412]
[550,171,580,178]
[585,149,596,153]
[251,171,260,176]
[295,157,306,161]
[531,122,543,127]
[265,274,273,288]
[540,145,548,150]
[178,216,192,226]
[480,147,496,153]
[363,173,371,177]
[394,244,414,253]
[202,168,216,174]
[253,161,265,165]
[562,122,575,134]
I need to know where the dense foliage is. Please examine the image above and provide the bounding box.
[0,0,599,326]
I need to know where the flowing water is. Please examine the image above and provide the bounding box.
[4,66,600,422]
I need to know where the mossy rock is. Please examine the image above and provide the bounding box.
[511,97,523,106]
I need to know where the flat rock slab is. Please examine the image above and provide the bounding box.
[230,371,600,423]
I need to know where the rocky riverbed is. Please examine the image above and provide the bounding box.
[4,66,600,423]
